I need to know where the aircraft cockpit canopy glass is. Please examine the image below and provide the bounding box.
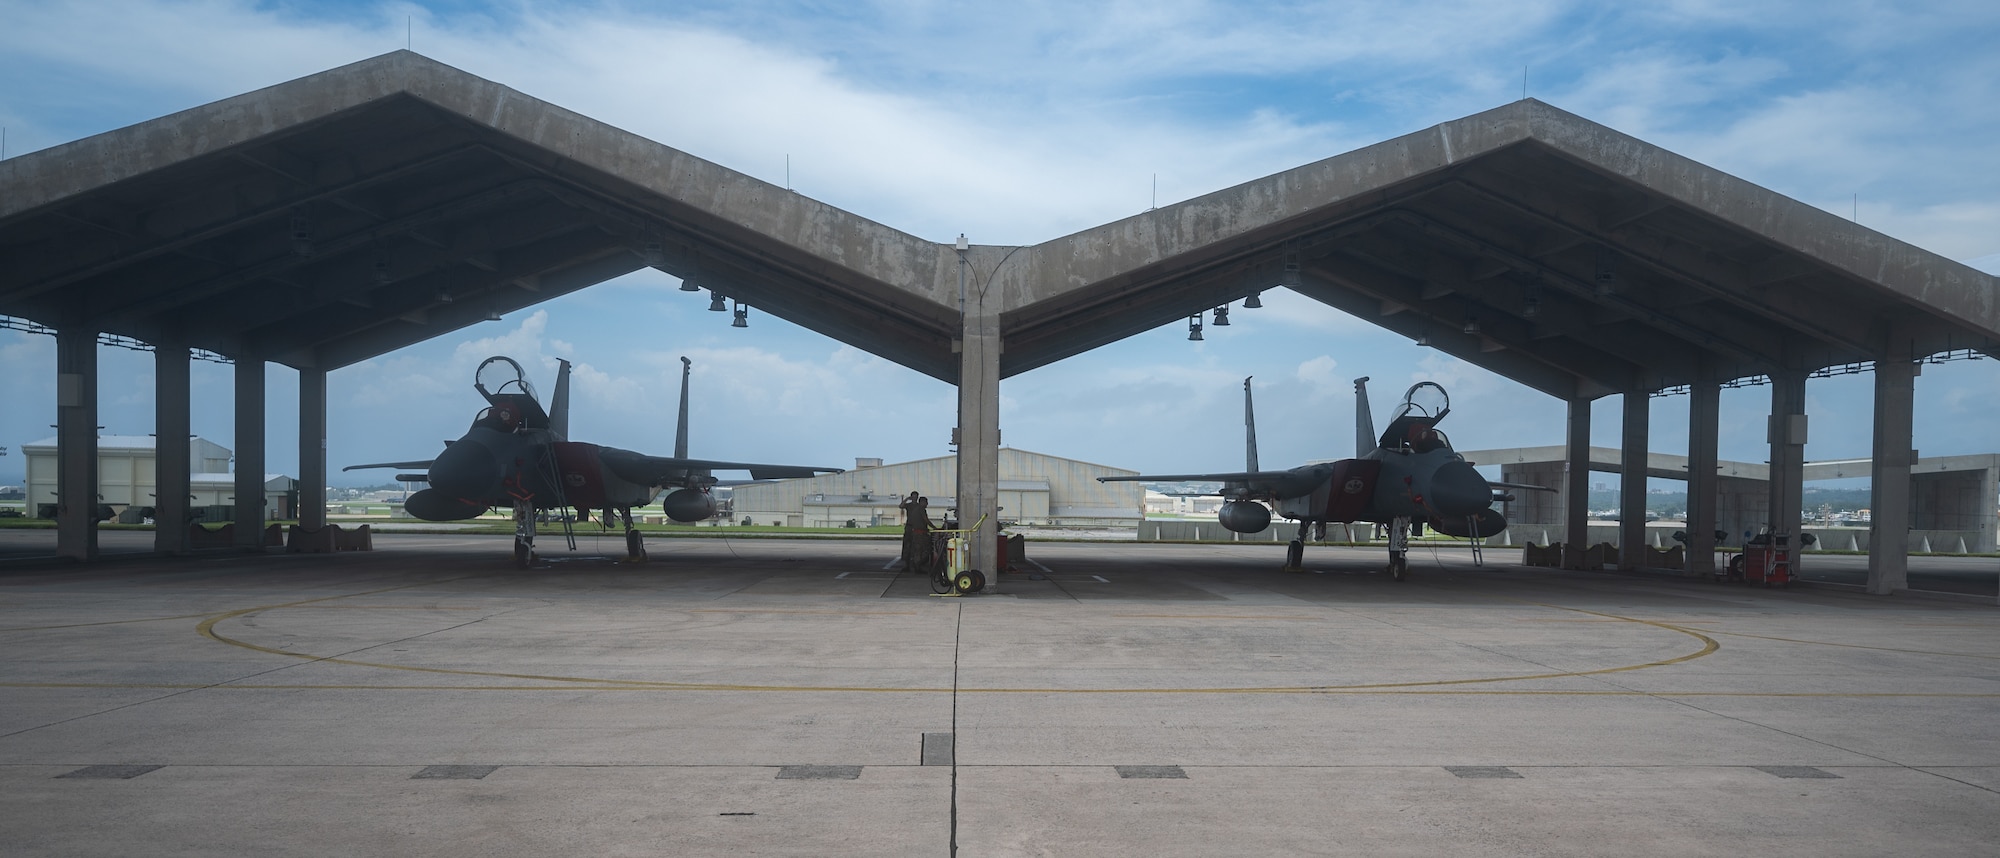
[1380,381,1453,452]
[473,355,551,430]
[476,356,540,403]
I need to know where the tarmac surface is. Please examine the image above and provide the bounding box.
[3,534,1998,856]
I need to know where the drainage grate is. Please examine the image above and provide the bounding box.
[412,765,500,780]
[1446,766,1523,779]
[777,765,862,780]
[1754,765,1841,779]
[922,733,954,766]
[1114,765,1187,779]
[57,765,163,780]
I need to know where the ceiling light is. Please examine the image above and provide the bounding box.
[1415,331,1431,347]
[485,308,503,322]
[1212,305,1230,327]
[1187,314,1204,342]
[1243,290,1263,309]
[643,240,667,268]
[708,292,728,312]
[1462,316,1480,335]
[1522,297,1540,318]
[732,301,749,328]
[435,290,454,304]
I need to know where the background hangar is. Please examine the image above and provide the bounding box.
[3,51,1996,593]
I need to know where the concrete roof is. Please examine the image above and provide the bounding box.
[1459,445,2000,482]
[4,51,1995,398]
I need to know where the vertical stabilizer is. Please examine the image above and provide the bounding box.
[1243,376,1259,472]
[549,359,572,440]
[1354,376,1375,458]
[674,357,692,459]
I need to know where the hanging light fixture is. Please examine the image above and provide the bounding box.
[1415,330,1431,347]
[731,301,749,328]
[1187,313,1204,341]
[435,289,454,304]
[1462,315,1480,335]
[1243,290,1264,309]
[1212,305,1231,326]
[679,277,701,292]
[708,291,728,312]
[485,308,503,322]
[643,240,667,268]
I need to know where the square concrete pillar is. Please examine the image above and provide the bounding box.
[953,249,1001,591]
[1564,398,1591,549]
[1685,378,1720,576]
[233,358,266,548]
[154,343,192,555]
[1766,372,1807,541]
[55,324,100,562]
[1868,357,1915,593]
[299,367,327,530]
[1618,391,1650,570]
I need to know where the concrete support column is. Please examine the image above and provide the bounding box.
[1867,357,1915,594]
[1767,371,1808,542]
[154,343,192,555]
[54,325,100,562]
[233,358,266,549]
[954,255,1001,591]
[299,367,327,530]
[1563,398,1591,549]
[1685,378,1721,577]
[1618,391,1650,570]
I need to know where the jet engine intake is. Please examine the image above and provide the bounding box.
[403,488,492,521]
[1430,508,1507,539]
[661,487,718,522]
[1218,500,1272,533]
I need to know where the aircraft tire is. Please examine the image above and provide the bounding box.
[514,541,531,569]
[1285,540,1304,571]
[1389,555,1407,581]
[625,529,646,562]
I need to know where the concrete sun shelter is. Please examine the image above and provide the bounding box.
[2,51,1996,594]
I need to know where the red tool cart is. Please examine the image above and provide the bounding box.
[1726,531,1817,586]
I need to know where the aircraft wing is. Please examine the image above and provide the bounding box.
[342,459,436,472]
[598,448,843,485]
[1098,470,1307,491]
[1489,480,1557,492]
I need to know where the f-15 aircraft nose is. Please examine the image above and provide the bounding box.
[427,436,503,501]
[1427,460,1493,518]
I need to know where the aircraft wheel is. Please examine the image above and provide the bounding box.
[954,571,979,593]
[625,529,646,561]
[514,541,532,569]
[1285,540,1304,571]
[1389,555,1408,581]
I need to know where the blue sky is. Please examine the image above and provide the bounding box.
[2,1,1998,488]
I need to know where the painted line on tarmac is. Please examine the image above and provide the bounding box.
[183,597,1725,695]
[1705,628,2000,660]
[686,608,919,616]
[4,679,1997,698]
[1024,557,1054,575]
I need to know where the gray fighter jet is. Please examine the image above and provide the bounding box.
[346,355,843,567]
[1100,376,1548,579]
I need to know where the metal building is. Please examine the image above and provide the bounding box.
[731,449,1140,528]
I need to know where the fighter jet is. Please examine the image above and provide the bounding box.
[346,355,843,567]
[1099,376,1548,579]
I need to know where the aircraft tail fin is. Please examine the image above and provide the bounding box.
[1243,376,1259,472]
[1354,376,1375,458]
[674,356,692,459]
[549,359,572,440]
